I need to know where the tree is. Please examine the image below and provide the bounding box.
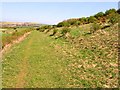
[94,12,104,19]
[105,9,116,16]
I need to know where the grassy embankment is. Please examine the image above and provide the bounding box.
[37,23,118,88]
[2,23,118,88]
[1,27,33,48]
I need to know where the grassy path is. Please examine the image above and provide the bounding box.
[2,28,118,88]
[15,32,33,87]
[2,31,70,88]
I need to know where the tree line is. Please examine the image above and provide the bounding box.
[57,8,120,27]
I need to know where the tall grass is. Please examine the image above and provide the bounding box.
[2,28,32,48]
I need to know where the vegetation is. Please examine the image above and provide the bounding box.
[109,13,120,24]
[94,12,104,19]
[88,16,97,23]
[90,23,101,34]
[49,29,58,36]
[2,27,33,48]
[105,9,116,16]
[2,31,70,88]
[60,27,70,37]
[56,8,119,27]
[2,8,119,88]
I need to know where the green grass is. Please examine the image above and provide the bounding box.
[2,27,32,48]
[58,24,118,88]
[70,28,80,37]
[2,31,70,88]
[69,26,90,37]
[43,23,118,88]
[2,23,118,88]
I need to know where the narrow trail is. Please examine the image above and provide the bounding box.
[15,33,33,88]
[2,31,69,88]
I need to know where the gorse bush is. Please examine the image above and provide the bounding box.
[61,27,70,36]
[90,23,101,34]
[105,9,116,16]
[109,13,120,24]
[56,8,119,27]
[49,29,58,36]
[57,21,70,27]
[38,25,52,32]
[94,12,104,19]
[2,28,32,48]
[88,16,97,23]
[53,29,57,35]
[109,17,117,24]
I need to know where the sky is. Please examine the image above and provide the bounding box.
[1,2,118,25]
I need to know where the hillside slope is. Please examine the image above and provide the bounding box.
[2,23,118,88]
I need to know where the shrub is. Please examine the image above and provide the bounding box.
[36,28,40,31]
[67,19,77,25]
[105,9,116,16]
[80,17,86,24]
[49,29,58,36]
[109,17,117,24]
[109,14,120,24]
[57,22,63,27]
[53,29,57,35]
[56,27,71,39]
[74,21,81,26]
[90,23,101,34]
[57,21,70,27]
[40,29,45,32]
[88,16,97,23]
[94,12,104,19]
[61,27,70,36]
[38,25,52,32]
[2,28,32,48]
[45,29,50,33]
